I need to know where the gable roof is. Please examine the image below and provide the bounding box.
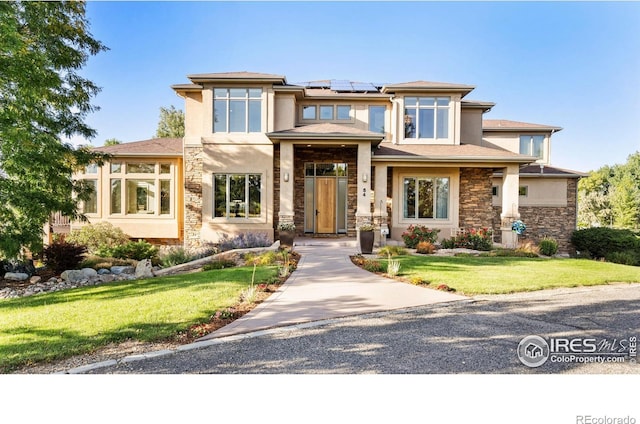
[483,120,562,132]
[95,138,183,157]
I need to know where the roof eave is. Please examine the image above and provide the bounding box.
[372,155,535,164]
[267,133,385,143]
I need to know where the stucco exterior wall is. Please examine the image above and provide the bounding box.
[492,177,568,207]
[483,131,550,164]
[460,109,483,145]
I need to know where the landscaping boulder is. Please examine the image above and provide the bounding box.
[111,266,135,275]
[97,268,111,275]
[135,259,154,279]
[81,268,98,279]
[30,276,42,284]
[61,270,88,284]
[4,272,29,281]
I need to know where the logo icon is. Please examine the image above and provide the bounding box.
[517,335,550,367]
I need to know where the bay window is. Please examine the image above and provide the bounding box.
[109,162,173,216]
[214,173,262,219]
[403,177,449,219]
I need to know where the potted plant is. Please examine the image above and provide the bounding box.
[358,223,375,254]
[277,222,296,248]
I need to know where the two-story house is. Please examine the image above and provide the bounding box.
[66,71,582,252]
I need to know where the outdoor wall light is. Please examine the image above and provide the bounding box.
[362,173,368,182]
[283,172,289,182]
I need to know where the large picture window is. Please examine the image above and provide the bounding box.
[109,162,173,216]
[403,177,449,219]
[213,88,262,133]
[214,174,262,219]
[404,97,450,139]
[520,135,544,159]
[369,106,386,134]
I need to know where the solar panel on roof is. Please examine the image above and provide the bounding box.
[351,82,378,92]
[330,80,353,91]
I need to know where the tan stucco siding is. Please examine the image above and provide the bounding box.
[483,132,550,164]
[492,177,568,207]
[460,109,483,145]
[200,143,274,243]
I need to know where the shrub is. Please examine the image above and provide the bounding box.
[109,240,158,261]
[66,222,130,255]
[203,259,236,271]
[218,233,272,252]
[409,276,429,285]
[415,241,436,254]
[79,255,136,270]
[605,251,640,266]
[401,225,440,249]
[516,240,540,256]
[43,241,87,274]
[539,237,559,256]
[571,227,640,259]
[362,259,384,273]
[244,251,279,266]
[377,245,408,257]
[442,228,493,251]
[158,247,196,268]
[480,249,538,258]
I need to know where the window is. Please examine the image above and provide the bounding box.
[336,105,351,120]
[83,179,98,214]
[492,186,499,196]
[302,105,316,120]
[404,97,450,139]
[109,161,173,216]
[520,135,544,159]
[85,164,98,174]
[403,177,449,219]
[214,174,262,219]
[213,88,262,133]
[320,105,333,120]
[302,105,352,121]
[519,186,528,197]
[369,106,385,134]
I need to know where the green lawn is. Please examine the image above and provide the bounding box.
[0,266,278,373]
[380,256,640,295]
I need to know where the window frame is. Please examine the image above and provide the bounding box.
[519,186,529,197]
[368,105,386,134]
[519,135,545,160]
[212,173,264,221]
[301,104,353,123]
[401,176,450,221]
[403,96,450,140]
[81,178,99,215]
[213,88,262,133]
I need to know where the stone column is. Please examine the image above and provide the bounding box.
[184,145,203,250]
[373,164,388,246]
[278,141,295,226]
[500,164,520,248]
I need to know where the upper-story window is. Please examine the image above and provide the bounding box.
[213,88,262,133]
[369,106,386,134]
[519,135,544,159]
[404,97,450,139]
[302,105,352,121]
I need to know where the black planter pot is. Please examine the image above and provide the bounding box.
[279,230,295,248]
[359,231,374,254]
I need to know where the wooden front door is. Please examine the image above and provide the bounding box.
[315,177,336,233]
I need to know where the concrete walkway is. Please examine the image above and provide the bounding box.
[199,239,467,340]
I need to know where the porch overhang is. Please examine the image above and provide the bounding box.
[372,143,536,165]
[267,123,385,147]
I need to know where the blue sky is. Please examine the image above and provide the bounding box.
[79,1,640,172]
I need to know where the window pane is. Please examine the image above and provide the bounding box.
[111,179,121,214]
[519,186,528,196]
[84,180,97,214]
[229,88,246,98]
[110,162,122,173]
[248,99,261,132]
[214,89,228,98]
[369,106,385,134]
[160,180,170,215]
[336,163,347,177]
[248,175,261,217]
[419,108,435,138]
[436,108,449,138]
[214,99,227,132]
[214,174,227,218]
[436,178,449,219]
[316,163,336,176]
[229,100,246,132]
[305,163,315,176]
[320,105,333,120]
[403,178,416,219]
[418,179,434,218]
[229,174,246,217]
[337,105,351,120]
[304,177,315,232]
[127,180,155,214]
[404,109,416,138]
[302,105,316,120]
[160,164,171,174]
[85,164,98,174]
[127,163,155,173]
[532,135,544,158]
[405,97,417,107]
[519,136,531,155]
[420,97,435,106]
[337,178,347,232]
[436,97,450,106]
[248,88,262,98]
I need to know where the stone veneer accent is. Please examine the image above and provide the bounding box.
[274,146,358,237]
[458,168,495,229]
[183,146,203,249]
[492,178,578,253]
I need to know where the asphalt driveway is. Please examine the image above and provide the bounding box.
[84,283,640,374]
